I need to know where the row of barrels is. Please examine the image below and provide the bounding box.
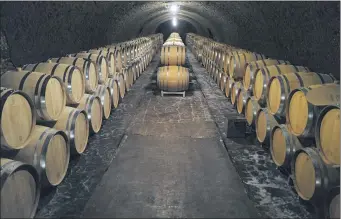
[186,33,340,219]
[0,33,163,218]
[160,32,186,66]
[158,33,189,92]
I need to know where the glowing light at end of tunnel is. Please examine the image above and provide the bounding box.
[172,17,177,27]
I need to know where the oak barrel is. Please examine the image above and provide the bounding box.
[286,83,340,137]
[111,73,125,99]
[122,67,133,91]
[270,124,303,169]
[222,50,246,74]
[243,59,290,92]
[1,70,66,121]
[48,57,98,93]
[224,76,234,98]
[315,105,340,166]
[95,85,112,120]
[253,65,310,105]
[22,62,85,104]
[220,74,228,91]
[114,49,123,74]
[292,147,340,203]
[236,88,250,114]
[0,158,40,218]
[52,107,89,155]
[1,87,36,149]
[88,49,116,77]
[327,191,340,219]
[245,96,261,127]
[77,94,102,134]
[230,81,243,105]
[73,53,109,84]
[157,66,189,92]
[12,125,69,187]
[229,52,266,79]
[106,78,120,109]
[160,45,186,66]
[267,72,334,117]
[256,108,282,144]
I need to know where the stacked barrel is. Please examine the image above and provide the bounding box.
[158,32,189,93]
[187,32,340,218]
[0,33,163,218]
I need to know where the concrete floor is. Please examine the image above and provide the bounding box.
[80,74,259,217]
[36,52,315,218]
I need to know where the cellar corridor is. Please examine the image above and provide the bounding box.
[1,2,339,219]
[31,51,314,219]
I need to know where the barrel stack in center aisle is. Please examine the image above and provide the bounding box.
[158,32,189,95]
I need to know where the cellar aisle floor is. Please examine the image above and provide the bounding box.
[36,51,315,218]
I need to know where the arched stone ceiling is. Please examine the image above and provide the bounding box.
[111,2,230,42]
[1,1,339,78]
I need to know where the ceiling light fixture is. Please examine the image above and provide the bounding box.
[170,4,179,14]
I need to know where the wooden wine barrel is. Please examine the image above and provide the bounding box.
[106,78,120,109]
[315,105,340,166]
[292,147,340,203]
[270,124,303,169]
[114,49,123,74]
[224,76,234,98]
[122,67,133,91]
[2,70,66,121]
[219,74,228,91]
[327,190,340,219]
[286,83,340,137]
[49,57,98,93]
[88,49,116,77]
[222,50,246,74]
[256,108,283,144]
[73,53,109,84]
[160,45,186,66]
[0,158,40,218]
[230,81,243,105]
[243,59,291,92]
[52,107,89,155]
[253,65,310,105]
[1,87,36,149]
[267,72,334,117]
[111,73,125,99]
[157,66,189,92]
[229,52,266,79]
[236,88,250,114]
[135,59,142,77]
[95,85,111,120]
[12,125,69,187]
[22,62,85,104]
[76,94,102,134]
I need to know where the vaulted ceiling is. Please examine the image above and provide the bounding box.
[1,1,339,78]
